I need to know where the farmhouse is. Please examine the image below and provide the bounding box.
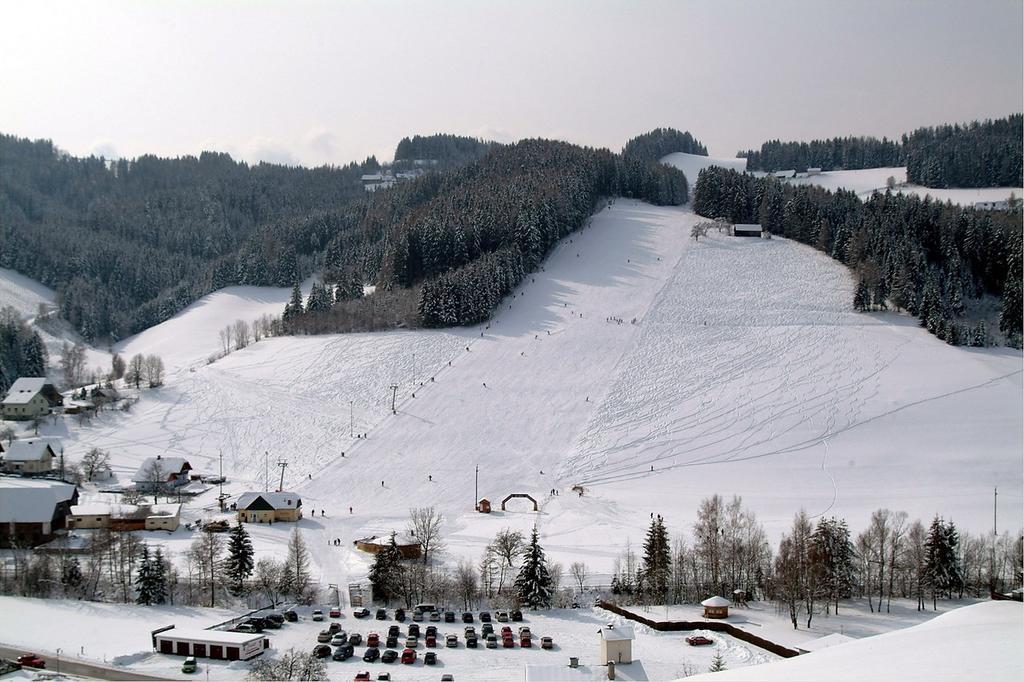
[1,378,63,420]
[0,439,57,475]
[67,502,181,532]
[734,224,763,238]
[152,626,269,660]
[598,623,634,664]
[773,169,796,179]
[701,595,731,618]
[132,455,193,491]
[0,478,78,547]
[354,532,422,559]
[235,491,302,523]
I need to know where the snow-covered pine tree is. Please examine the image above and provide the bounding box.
[514,527,553,609]
[368,533,404,604]
[152,547,168,604]
[136,546,154,605]
[853,277,871,312]
[641,515,671,601]
[281,527,312,602]
[61,556,83,595]
[709,651,727,672]
[282,282,304,333]
[224,519,255,596]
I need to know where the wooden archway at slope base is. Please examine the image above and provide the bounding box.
[501,493,538,511]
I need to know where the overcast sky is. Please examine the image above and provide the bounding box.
[1,0,1021,166]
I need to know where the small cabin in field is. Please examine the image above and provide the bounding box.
[701,595,731,618]
[477,498,491,513]
[598,623,634,664]
[354,533,422,559]
[734,224,763,238]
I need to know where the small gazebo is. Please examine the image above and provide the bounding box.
[701,595,730,619]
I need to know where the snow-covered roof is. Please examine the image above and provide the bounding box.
[734,224,763,232]
[797,633,855,652]
[3,439,56,462]
[701,596,731,607]
[2,378,48,405]
[598,624,634,641]
[132,456,191,482]
[361,173,384,182]
[236,491,301,510]
[70,502,180,518]
[0,478,76,522]
[155,627,263,645]
[774,169,796,178]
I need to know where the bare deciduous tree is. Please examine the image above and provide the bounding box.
[144,355,165,388]
[570,561,588,594]
[233,319,250,350]
[81,447,111,481]
[127,354,145,389]
[408,506,445,564]
[60,342,87,388]
[490,528,524,595]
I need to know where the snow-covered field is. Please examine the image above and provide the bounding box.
[659,153,1023,208]
[686,600,1023,681]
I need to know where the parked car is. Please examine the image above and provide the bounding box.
[367,632,380,647]
[462,612,474,623]
[313,644,332,658]
[429,611,441,622]
[181,656,197,674]
[262,618,282,630]
[404,636,418,649]
[485,634,498,648]
[479,611,492,623]
[412,611,424,622]
[333,644,354,660]
[388,625,401,637]
[377,674,391,681]
[376,608,388,620]
[362,647,380,663]
[354,672,370,681]
[317,630,333,643]
[349,633,363,646]
[518,626,532,637]
[330,607,342,618]
[312,609,324,621]
[385,635,398,648]
[331,633,349,646]
[408,623,421,637]
[541,636,553,649]
[502,635,515,648]
[354,608,370,618]
[401,648,417,664]
[686,635,714,646]
[466,635,478,648]
[425,634,437,647]
[500,626,513,638]
[496,611,509,622]
[425,625,438,638]
[445,634,459,648]
[240,618,265,632]
[234,623,259,634]
[481,623,494,637]
[441,675,454,681]
[381,649,398,663]
[266,611,285,625]
[394,608,406,622]
[444,610,456,623]
[424,650,437,665]
[284,609,299,622]
[328,622,343,634]
[520,635,532,647]
[464,626,476,638]
[510,610,523,622]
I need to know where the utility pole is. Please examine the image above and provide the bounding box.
[277,460,288,492]
[350,400,354,437]
[389,384,399,414]
[218,451,225,511]
[475,464,479,511]
[991,486,998,593]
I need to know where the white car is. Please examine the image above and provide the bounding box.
[312,609,324,621]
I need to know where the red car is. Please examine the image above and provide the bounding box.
[502,636,515,648]
[17,654,46,669]
[400,648,417,664]
[425,634,437,647]
[367,633,380,647]
[354,673,371,681]
[330,607,342,618]
[686,635,714,646]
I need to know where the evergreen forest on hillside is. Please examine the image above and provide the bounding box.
[692,166,1023,347]
[738,114,1023,189]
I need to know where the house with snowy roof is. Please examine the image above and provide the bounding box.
[235,491,303,523]
[0,478,78,547]
[1,378,63,420]
[132,455,193,491]
[68,501,182,532]
[0,439,58,475]
[598,623,634,664]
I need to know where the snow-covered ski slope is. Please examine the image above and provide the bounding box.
[55,199,1021,582]
[685,600,1023,682]
[659,153,1022,207]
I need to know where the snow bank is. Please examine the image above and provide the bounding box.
[684,600,1023,681]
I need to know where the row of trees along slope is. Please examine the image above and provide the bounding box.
[287,133,695,332]
[738,113,1023,189]
[692,167,1023,347]
[0,133,382,342]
